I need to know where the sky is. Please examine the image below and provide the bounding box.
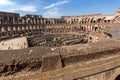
[0,0,120,18]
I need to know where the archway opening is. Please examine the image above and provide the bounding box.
[115,75,120,80]
[95,27,98,31]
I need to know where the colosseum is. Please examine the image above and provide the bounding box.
[0,8,120,80]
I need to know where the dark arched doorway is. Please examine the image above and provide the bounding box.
[95,27,98,31]
[115,75,120,80]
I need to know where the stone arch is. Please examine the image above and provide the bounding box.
[79,18,82,23]
[28,25,31,31]
[33,26,37,30]
[45,26,49,32]
[95,27,98,31]
[93,18,97,23]
[84,25,87,31]
[113,16,120,23]
[22,26,25,31]
[40,19,43,24]
[104,19,108,23]
[29,26,33,30]
[71,19,74,24]
[37,25,40,30]
[17,26,22,31]
[1,26,6,32]
[26,26,29,31]
[27,18,31,24]
[84,18,89,23]
[115,75,120,80]
[97,18,103,23]
[36,18,38,24]
[89,18,94,23]
[81,25,86,31]
[33,19,37,24]
[48,20,51,24]
[87,18,91,23]
[53,19,56,24]
[110,67,120,80]
[43,20,46,24]
[81,18,86,23]
[39,25,41,29]
[7,26,12,31]
[80,25,84,31]
[94,24,99,31]
[30,18,33,23]
[13,26,17,31]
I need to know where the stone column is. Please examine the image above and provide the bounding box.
[37,18,39,24]
[30,19,33,24]
[13,17,15,24]
[33,18,36,24]
[22,19,25,24]
[7,16,9,24]
[26,18,28,24]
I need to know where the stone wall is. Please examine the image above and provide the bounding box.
[0,36,28,50]
[0,40,119,78]
[0,8,120,39]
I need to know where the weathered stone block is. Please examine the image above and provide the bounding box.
[41,53,63,72]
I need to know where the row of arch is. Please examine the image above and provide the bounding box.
[66,16,120,24]
[0,15,67,25]
[0,24,104,34]
[114,15,120,23]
